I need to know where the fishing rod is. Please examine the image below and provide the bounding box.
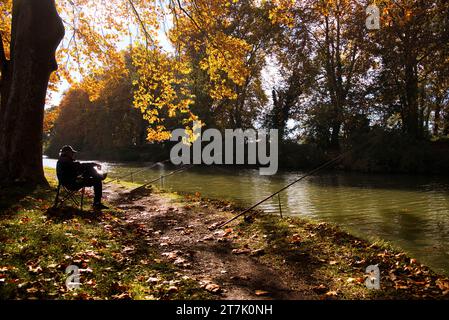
[130,163,195,193]
[102,155,195,193]
[215,151,350,229]
[104,159,171,185]
[215,133,384,229]
[105,159,170,185]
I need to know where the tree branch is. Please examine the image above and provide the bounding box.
[127,0,155,49]
[175,0,202,32]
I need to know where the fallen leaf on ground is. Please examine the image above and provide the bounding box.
[289,234,301,244]
[395,283,409,290]
[20,217,31,224]
[122,246,135,253]
[232,248,251,255]
[313,284,327,293]
[205,283,221,293]
[208,222,221,230]
[147,277,160,283]
[436,279,449,291]
[162,251,179,260]
[167,286,179,293]
[27,265,43,274]
[250,249,265,256]
[255,290,270,296]
[173,258,187,265]
[389,271,397,281]
[26,287,39,294]
[112,292,132,299]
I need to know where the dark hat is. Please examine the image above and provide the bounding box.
[60,145,78,154]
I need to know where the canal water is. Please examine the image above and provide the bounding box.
[44,157,449,275]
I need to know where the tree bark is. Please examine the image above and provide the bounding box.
[0,33,11,121]
[0,0,64,186]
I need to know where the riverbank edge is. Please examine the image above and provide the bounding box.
[0,168,448,299]
[168,190,449,299]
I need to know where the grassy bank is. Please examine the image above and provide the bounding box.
[0,168,448,299]
[0,168,211,300]
[228,213,449,298]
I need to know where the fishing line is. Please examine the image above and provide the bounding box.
[104,159,170,186]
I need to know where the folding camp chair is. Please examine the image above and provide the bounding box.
[53,183,85,210]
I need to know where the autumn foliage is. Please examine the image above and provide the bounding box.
[1,0,261,141]
[1,0,448,146]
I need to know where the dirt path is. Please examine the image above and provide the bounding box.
[104,185,317,300]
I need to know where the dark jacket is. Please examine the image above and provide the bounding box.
[56,156,98,186]
[56,155,83,186]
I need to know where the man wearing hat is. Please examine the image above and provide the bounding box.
[56,145,108,210]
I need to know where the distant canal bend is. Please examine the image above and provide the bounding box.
[44,157,449,275]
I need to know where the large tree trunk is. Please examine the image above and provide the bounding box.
[0,0,64,186]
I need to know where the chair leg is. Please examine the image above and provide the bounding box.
[69,193,80,207]
[54,184,85,210]
[54,184,61,208]
[58,193,71,206]
[62,186,78,206]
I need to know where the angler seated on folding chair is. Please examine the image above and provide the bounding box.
[54,145,108,210]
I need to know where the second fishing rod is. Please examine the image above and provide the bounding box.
[215,135,380,229]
